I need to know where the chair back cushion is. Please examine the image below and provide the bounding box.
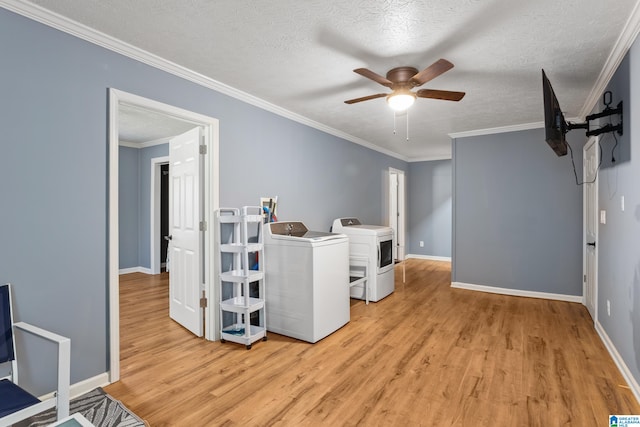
[0,284,15,364]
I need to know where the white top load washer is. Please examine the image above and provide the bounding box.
[264,221,350,343]
[331,218,395,302]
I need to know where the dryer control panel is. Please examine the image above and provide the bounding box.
[339,218,361,226]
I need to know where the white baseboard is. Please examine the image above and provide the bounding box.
[451,281,583,303]
[119,266,152,275]
[39,372,110,400]
[595,321,640,404]
[406,254,452,262]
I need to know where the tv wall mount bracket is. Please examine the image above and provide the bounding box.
[566,91,623,137]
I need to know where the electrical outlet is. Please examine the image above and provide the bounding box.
[419,241,424,247]
[607,300,611,316]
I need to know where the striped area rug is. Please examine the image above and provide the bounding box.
[18,387,146,427]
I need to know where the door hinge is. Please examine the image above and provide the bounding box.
[199,144,207,155]
[199,221,207,231]
[583,274,587,283]
[200,296,207,308]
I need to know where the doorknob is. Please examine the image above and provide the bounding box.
[587,242,596,247]
[165,235,172,241]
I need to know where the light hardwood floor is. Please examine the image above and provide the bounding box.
[105,259,640,426]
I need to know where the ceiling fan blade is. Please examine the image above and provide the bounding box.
[409,59,454,87]
[344,93,388,104]
[416,89,465,101]
[353,68,393,87]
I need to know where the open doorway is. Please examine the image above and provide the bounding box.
[388,168,406,262]
[109,89,220,383]
[150,157,170,275]
[160,164,169,271]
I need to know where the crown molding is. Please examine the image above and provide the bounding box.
[0,0,408,162]
[407,154,452,162]
[118,141,139,149]
[448,122,543,139]
[119,137,172,149]
[579,0,640,118]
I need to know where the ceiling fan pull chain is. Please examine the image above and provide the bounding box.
[406,110,410,141]
[393,111,397,135]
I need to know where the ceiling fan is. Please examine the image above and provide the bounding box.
[344,59,465,111]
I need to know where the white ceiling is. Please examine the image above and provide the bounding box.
[12,0,640,159]
[118,104,196,144]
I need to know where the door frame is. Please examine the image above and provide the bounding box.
[150,156,170,275]
[108,88,219,383]
[388,167,406,261]
[583,136,599,322]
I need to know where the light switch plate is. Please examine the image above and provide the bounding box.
[600,210,606,224]
[621,195,625,212]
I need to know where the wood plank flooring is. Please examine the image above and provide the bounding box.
[105,259,640,426]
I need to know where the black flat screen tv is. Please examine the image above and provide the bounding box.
[542,69,568,156]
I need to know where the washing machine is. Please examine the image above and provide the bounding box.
[264,221,350,343]
[332,218,395,302]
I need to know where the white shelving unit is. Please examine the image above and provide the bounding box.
[216,206,267,349]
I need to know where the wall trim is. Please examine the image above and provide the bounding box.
[406,254,451,262]
[118,141,140,149]
[0,0,407,163]
[595,321,640,404]
[448,122,543,139]
[39,372,109,401]
[451,281,583,303]
[119,266,152,275]
[407,154,453,162]
[119,137,172,149]
[579,0,640,118]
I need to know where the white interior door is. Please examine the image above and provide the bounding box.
[389,172,399,260]
[584,137,598,321]
[397,171,405,260]
[169,127,203,336]
[388,169,406,261]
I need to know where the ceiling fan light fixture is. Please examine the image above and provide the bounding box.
[387,92,416,111]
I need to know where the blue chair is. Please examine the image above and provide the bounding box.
[0,283,70,425]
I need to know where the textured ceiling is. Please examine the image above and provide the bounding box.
[17,0,640,159]
[118,104,196,144]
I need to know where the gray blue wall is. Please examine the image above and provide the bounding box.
[137,144,169,269]
[119,147,140,270]
[595,39,640,391]
[407,160,452,257]
[452,128,584,296]
[0,8,406,394]
[119,144,169,271]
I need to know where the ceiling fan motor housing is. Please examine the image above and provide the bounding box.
[386,67,420,85]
